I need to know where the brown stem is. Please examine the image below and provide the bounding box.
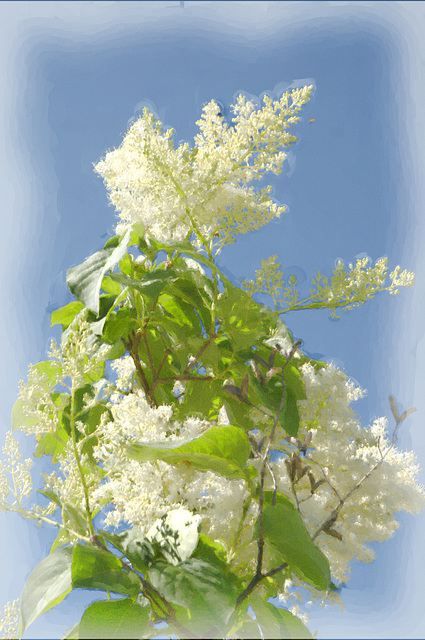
[236,340,301,609]
[312,419,401,541]
[182,333,217,375]
[123,330,157,407]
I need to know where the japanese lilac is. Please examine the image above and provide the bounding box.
[94,87,313,249]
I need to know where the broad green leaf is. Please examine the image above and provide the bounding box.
[260,491,297,511]
[175,378,224,421]
[248,374,300,436]
[259,503,331,591]
[268,604,313,639]
[20,546,73,635]
[128,220,145,248]
[281,387,300,437]
[101,274,124,295]
[192,533,228,566]
[198,334,234,372]
[78,598,149,639]
[51,301,85,329]
[283,363,306,401]
[105,338,127,360]
[61,385,110,453]
[218,286,272,350]
[223,394,258,433]
[102,307,138,344]
[168,276,213,331]
[149,557,237,635]
[250,594,312,639]
[248,593,282,639]
[67,228,131,314]
[72,543,141,596]
[109,269,177,301]
[128,425,251,480]
[152,293,202,339]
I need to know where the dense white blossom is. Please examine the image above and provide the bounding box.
[0,599,20,640]
[269,363,425,587]
[0,433,32,512]
[94,87,313,249]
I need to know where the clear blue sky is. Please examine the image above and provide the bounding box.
[1,2,424,638]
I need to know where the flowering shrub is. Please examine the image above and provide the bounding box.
[0,87,423,639]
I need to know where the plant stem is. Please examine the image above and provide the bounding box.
[70,384,95,538]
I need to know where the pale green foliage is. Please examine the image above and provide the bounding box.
[243,255,415,318]
[94,86,313,253]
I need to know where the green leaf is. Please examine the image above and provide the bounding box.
[128,425,251,480]
[63,504,89,536]
[109,269,177,301]
[19,546,73,635]
[152,238,233,289]
[102,308,138,344]
[153,293,202,339]
[192,533,228,566]
[105,339,127,360]
[223,394,258,433]
[78,598,149,639]
[72,543,141,596]
[269,604,313,638]
[67,228,131,314]
[259,503,331,591]
[284,363,306,401]
[38,488,62,508]
[50,528,75,554]
[218,285,272,350]
[51,301,85,329]
[175,377,224,421]
[260,491,297,511]
[101,274,124,295]
[149,557,237,635]
[250,595,313,639]
[282,387,300,437]
[248,374,300,436]
[97,529,128,554]
[168,276,213,331]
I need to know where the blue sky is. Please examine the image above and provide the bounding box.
[1,2,425,638]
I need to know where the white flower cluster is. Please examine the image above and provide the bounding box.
[17,312,107,439]
[94,87,313,249]
[243,255,415,317]
[91,388,255,559]
[0,432,32,512]
[311,257,415,315]
[0,599,20,640]
[270,363,425,588]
